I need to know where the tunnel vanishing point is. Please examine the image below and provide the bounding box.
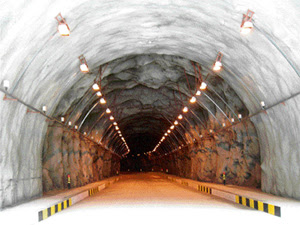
[0,0,300,209]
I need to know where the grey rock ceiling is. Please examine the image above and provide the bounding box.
[1,0,300,203]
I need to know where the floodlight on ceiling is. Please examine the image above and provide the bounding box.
[100,98,106,104]
[55,13,70,36]
[182,106,188,113]
[240,10,254,35]
[190,96,196,103]
[79,55,89,73]
[213,52,223,72]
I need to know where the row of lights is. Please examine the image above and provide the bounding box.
[149,9,258,155]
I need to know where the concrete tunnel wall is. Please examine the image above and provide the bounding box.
[1,0,300,209]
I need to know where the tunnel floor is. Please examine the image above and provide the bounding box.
[35,173,286,225]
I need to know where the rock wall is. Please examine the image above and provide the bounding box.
[152,119,261,187]
[42,125,120,192]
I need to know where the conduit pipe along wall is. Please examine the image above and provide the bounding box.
[1,0,300,209]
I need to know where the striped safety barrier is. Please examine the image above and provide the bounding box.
[38,198,72,222]
[235,195,281,217]
[89,187,99,196]
[197,185,212,194]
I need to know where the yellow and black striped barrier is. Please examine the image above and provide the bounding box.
[38,198,72,222]
[235,195,281,217]
[89,187,99,196]
[197,185,212,194]
[181,180,189,186]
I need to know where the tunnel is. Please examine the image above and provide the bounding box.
[0,0,300,222]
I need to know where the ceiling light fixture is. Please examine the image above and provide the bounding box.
[240,10,254,35]
[92,83,100,91]
[174,120,179,125]
[196,90,201,96]
[115,126,119,130]
[100,98,106,104]
[42,106,47,113]
[78,55,89,73]
[113,122,117,126]
[213,52,223,72]
[167,130,171,134]
[199,82,207,90]
[96,91,102,97]
[110,116,114,120]
[74,125,78,130]
[61,117,65,122]
[55,13,70,36]
[182,107,188,113]
[190,96,196,103]
[106,108,111,114]
[170,125,175,130]
[238,114,242,119]
[3,80,9,91]
[178,114,183,120]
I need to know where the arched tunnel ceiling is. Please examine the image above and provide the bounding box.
[1,0,300,198]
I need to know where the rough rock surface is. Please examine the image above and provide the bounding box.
[42,126,120,192]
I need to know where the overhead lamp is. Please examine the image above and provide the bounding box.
[196,90,201,96]
[106,108,111,114]
[42,106,47,113]
[174,120,179,125]
[100,98,106,104]
[231,118,235,123]
[199,82,207,90]
[117,130,121,134]
[164,133,168,136]
[167,130,171,134]
[79,55,89,73]
[96,91,102,97]
[213,52,223,71]
[68,121,72,126]
[3,80,9,91]
[238,114,242,119]
[182,107,188,113]
[190,96,196,103]
[178,114,183,120]
[115,126,119,130]
[170,125,175,130]
[110,116,114,120]
[92,83,100,91]
[61,117,65,122]
[74,125,78,130]
[240,10,254,35]
[121,137,125,141]
[113,122,117,126]
[55,13,70,36]
[260,101,265,109]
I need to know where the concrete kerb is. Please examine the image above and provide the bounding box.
[164,174,281,217]
[38,176,121,222]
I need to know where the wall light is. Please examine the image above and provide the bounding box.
[96,91,102,97]
[196,90,201,96]
[68,121,72,126]
[222,123,226,127]
[164,133,168,136]
[74,125,78,130]
[213,52,223,71]
[167,130,171,134]
[42,106,47,113]
[174,120,179,125]
[231,118,235,123]
[100,98,106,104]
[240,10,254,35]
[190,96,196,103]
[113,122,117,126]
[106,108,111,114]
[260,101,265,109]
[238,114,242,119]
[115,126,119,130]
[55,13,70,36]
[79,55,89,73]
[209,129,213,133]
[170,125,175,130]
[61,117,65,122]
[178,114,183,120]
[118,130,121,134]
[182,107,188,113]
[110,116,114,120]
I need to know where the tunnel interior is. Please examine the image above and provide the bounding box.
[1,0,300,209]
